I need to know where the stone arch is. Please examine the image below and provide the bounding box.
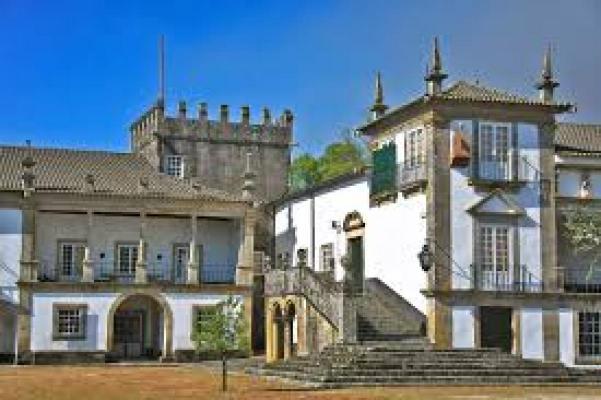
[284,300,297,359]
[270,302,285,361]
[106,291,173,360]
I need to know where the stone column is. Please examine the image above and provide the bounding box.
[17,202,37,361]
[543,308,560,362]
[424,117,452,349]
[81,211,94,282]
[135,212,148,284]
[283,316,292,360]
[236,211,256,286]
[265,304,274,362]
[539,121,558,291]
[187,214,199,284]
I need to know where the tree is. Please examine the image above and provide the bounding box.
[563,206,601,280]
[289,128,370,190]
[191,295,250,392]
[289,153,321,191]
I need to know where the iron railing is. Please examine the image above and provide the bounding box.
[201,264,236,284]
[476,156,539,183]
[471,264,543,292]
[398,162,427,190]
[560,266,601,293]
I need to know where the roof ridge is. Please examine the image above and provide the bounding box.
[0,144,132,156]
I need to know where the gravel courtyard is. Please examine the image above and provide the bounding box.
[2,365,600,400]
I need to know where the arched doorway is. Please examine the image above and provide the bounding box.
[107,293,173,361]
[284,302,297,359]
[343,211,365,293]
[271,303,285,360]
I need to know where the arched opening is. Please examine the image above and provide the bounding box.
[107,293,173,361]
[343,211,366,293]
[271,303,285,360]
[284,301,297,359]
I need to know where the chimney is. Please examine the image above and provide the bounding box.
[198,102,208,122]
[281,109,294,127]
[220,104,229,123]
[21,154,36,195]
[241,105,250,125]
[84,174,95,192]
[178,100,187,119]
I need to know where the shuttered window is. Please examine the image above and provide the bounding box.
[371,142,397,197]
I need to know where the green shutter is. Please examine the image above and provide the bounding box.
[371,142,397,198]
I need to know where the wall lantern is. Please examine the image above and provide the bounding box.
[417,240,433,272]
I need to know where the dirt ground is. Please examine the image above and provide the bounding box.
[1,365,601,400]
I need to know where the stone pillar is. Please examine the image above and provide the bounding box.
[81,211,94,283]
[236,211,256,286]
[265,304,274,362]
[283,316,292,360]
[543,308,560,362]
[187,214,199,284]
[424,117,452,349]
[339,294,358,344]
[540,121,558,291]
[135,212,148,284]
[17,203,37,361]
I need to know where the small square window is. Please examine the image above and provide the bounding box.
[165,155,184,178]
[53,304,87,340]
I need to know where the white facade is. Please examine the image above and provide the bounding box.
[0,209,21,304]
[275,175,427,312]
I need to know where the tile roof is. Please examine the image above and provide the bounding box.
[358,80,572,133]
[554,123,601,153]
[0,145,243,202]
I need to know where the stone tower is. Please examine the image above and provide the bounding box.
[130,100,293,202]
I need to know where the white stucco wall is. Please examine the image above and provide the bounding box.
[275,176,427,312]
[452,306,475,349]
[165,293,241,350]
[450,121,542,288]
[559,308,575,367]
[36,213,240,274]
[0,209,21,304]
[31,292,119,352]
[520,308,544,360]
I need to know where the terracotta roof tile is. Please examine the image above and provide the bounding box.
[555,123,601,153]
[0,145,243,202]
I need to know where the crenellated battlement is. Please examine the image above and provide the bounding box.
[130,100,293,151]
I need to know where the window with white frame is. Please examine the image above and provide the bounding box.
[479,122,511,180]
[478,224,512,289]
[579,312,601,358]
[53,304,87,340]
[404,129,423,168]
[320,243,334,272]
[165,155,184,178]
[117,244,138,276]
[59,242,85,278]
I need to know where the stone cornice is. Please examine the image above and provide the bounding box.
[18,281,253,295]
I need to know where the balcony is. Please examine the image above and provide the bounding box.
[398,163,427,191]
[560,266,601,293]
[470,156,539,186]
[471,264,543,292]
[38,260,236,285]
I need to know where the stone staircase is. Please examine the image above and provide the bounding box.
[248,337,601,387]
[357,278,426,341]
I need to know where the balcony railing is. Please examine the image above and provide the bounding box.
[398,162,427,190]
[38,261,236,285]
[471,264,543,292]
[560,266,601,293]
[475,156,539,183]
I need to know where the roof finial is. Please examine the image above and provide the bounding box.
[242,152,256,201]
[369,71,388,120]
[157,35,166,107]
[535,44,559,103]
[425,36,448,96]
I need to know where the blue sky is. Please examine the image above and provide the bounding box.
[0,0,600,156]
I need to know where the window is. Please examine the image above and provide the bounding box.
[479,122,511,180]
[371,142,397,198]
[404,129,423,168]
[165,155,184,178]
[579,312,601,358]
[174,245,189,283]
[117,244,138,276]
[59,242,85,278]
[478,224,512,290]
[191,305,220,337]
[53,304,87,340]
[320,243,334,272]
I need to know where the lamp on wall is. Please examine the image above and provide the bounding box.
[417,239,433,272]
